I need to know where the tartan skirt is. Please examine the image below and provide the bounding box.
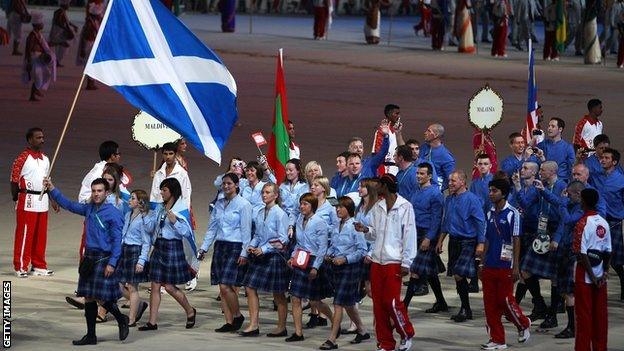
[210,241,247,287]
[149,238,193,285]
[77,249,122,302]
[331,262,362,307]
[447,237,477,278]
[520,232,556,279]
[411,232,444,277]
[289,260,334,300]
[117,244,148,285]
[555,244,576,294]
[243,252,291,293]
[608,220,624,266]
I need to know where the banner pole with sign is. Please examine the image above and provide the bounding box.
[468,84,504,178]
[132,111,182,177]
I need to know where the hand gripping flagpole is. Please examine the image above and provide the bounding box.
[39,74,87,200]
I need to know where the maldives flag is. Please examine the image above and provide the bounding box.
[267,49,290,184]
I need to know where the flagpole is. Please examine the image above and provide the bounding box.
[40,74,87,200]
[249,1,254,34]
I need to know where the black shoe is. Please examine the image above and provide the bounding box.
[341,328,358,335]
[72,335,97,346]
[317,316,328,327]
[267,329,288,337]
[285,333,305,342]
[575,50,583,56]
[528,298,547,321]
[215,323,235,333]
[481,39,492,43]
[539,314,558,329]
[138,322,158,331]
[305,314,319,329]
[66,296,85,310]
[350,332,371,344]
[118,315,129,341]
[302,301,311,310]
[450,307,473,322]
[425,302,449,313]
[319,339,338,350]
[413,285,429,296]
[468,280,479,293]
[232,315,245,330]
[554,326,575,339]
[403,280,410,287]
[239,328,260,337]
[136,301,148,323]
[186,307,197,329]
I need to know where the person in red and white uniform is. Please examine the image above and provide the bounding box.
[572,188,611,351]
[11,127,57,277]
[573,99,604,152]
[372,104,401,175]
[288,120,300,160]
[355,174,416,351]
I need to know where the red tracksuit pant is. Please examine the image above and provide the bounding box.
[313,6,328,38]
[491,20,508,57]
[574,265,608,351]
[543,30,559,60]
[13,208,48,272]
[370,262,415,350]
[482,268,530,344]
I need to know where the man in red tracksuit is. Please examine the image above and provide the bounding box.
[356,174,417,351]
[573,188,611,351]
[11,127,56,277]
[480,178,531,350]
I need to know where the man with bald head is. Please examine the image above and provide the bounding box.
[520,161,567,330]
[420,123,456,191]
[436,170,485,322]
[571,164,606,217]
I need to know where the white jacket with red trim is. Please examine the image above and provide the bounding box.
[573,115,603,149]
[365,195,417,268]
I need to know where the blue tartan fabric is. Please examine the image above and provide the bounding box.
[608,220,624,266]
[447,237,477,278]
[555,244,575,294]
[117,244,148,285]
[77,249,122,302]
[289,259,334,300]
[243,252,291,293]
[149,238,193,285]
[331,262,362,306]
[411,234,443,277]
[520,232,557,279]
[210,240,247,286]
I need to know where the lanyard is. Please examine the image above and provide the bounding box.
[341,173,362,195]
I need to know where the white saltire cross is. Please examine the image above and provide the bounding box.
[85,0,237,164]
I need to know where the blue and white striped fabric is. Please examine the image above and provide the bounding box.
[85,0,237,164]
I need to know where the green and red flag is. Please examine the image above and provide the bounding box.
[555,0,567,52]
[267,48,290,184]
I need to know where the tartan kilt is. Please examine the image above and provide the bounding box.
[361,261,371,281]
[520,246,556,280]
[555,244,575,294]
[149,238,193,285]
[77,249,122,302]
[210,241,247,287]
[117,244,148,285]
[243,252,291,293]
[331,262,362,306]
[447,237,477,278]
[608,220,624,266]
[411,233,444,277]
[289,260,334,300]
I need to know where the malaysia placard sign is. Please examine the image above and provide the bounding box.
[132,111,182,150]
[468,84,504,131]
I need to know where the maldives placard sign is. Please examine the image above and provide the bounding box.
[468,84,504,131]
[132,111,182,151]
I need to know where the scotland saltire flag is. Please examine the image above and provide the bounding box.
[85,0,238,164]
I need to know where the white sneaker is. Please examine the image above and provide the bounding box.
[31,268,54,276]
[15,270,28,278]
[518,321,531,343]
[185,278,197,291]
[481,341,508,350]
[398,337,412,351]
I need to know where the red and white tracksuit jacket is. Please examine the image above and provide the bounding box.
[11,148,50,272]
[573,115,603,150]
